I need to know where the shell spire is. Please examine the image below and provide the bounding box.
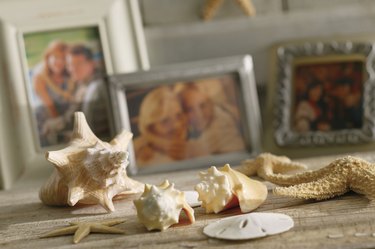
[39,112,144,212]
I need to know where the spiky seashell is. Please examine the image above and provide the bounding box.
[39,112,144,212]
[134,180,195,231]
[195,164,267,214]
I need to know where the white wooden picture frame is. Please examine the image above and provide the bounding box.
[0,0,149,189]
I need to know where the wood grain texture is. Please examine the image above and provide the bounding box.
[2,153,375,248]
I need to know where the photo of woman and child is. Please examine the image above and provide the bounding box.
[293,61,364,133]
[126,75,247,167]
[24,27,110,148]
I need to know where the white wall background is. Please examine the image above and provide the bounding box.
[140,0,375,86]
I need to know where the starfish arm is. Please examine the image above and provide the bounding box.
[273,161,308,174]
[91,224,126,234]
[239,153,307,180]
[73,224,91,244]
[100,219,127,226]
[273,173,349,200]
[261,170,323,186]
[70,219,126,226]
[236,0,256,16]
[349,166,375,200]
[262,162,338,186]
[202,0,224,20]
[40,225,78,238]
[238,159,260,176]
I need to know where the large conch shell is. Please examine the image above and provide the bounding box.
[39,112,144,212]
[134,180,195,231]
[195,164,267,214]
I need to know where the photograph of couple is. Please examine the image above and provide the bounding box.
[126,75,247,167]
[293,60,364,133]
[24,27,110,148]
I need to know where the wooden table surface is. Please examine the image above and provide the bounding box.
[2,152,375,249]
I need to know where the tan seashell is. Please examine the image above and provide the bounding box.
[133,180,195,231]
[39,112,144,212]
[195,164,267,214]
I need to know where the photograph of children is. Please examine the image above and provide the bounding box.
[292,60,365,133]
[24,27,110,148]
[126,74,247,168]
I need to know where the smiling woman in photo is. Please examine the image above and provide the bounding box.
[25,27,110,148]
[33,41,76,145]
[134,86,189,166]
[33,41,75,119]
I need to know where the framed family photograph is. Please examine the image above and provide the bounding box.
[109,55,262,174]
[273,41,375,147]
[24,27,111,148]
[0,0,148,188]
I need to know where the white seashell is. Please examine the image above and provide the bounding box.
[134,180,195,231]
[183,191,202,208]
[195,164,267,214]
[39,112,144,212]
[195,166,233,213]
[203,212,294,240]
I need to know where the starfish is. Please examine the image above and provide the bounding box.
[40,218,126,244]
[239,153,308,185]
[202,0,256,20]
[240,153,375,200]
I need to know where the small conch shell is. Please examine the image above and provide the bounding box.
[39,112,144,212]
[133,180,195,231]
[195,164,267,214]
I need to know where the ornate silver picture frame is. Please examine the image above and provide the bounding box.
[108,55,261,174]
[274,41,375,147]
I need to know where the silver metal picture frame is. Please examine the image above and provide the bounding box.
[108,55,262,174]
[274,41,375,147]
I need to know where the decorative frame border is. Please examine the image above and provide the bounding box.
[274,41,375,146]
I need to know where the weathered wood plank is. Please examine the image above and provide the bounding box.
[2,153,375,248]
